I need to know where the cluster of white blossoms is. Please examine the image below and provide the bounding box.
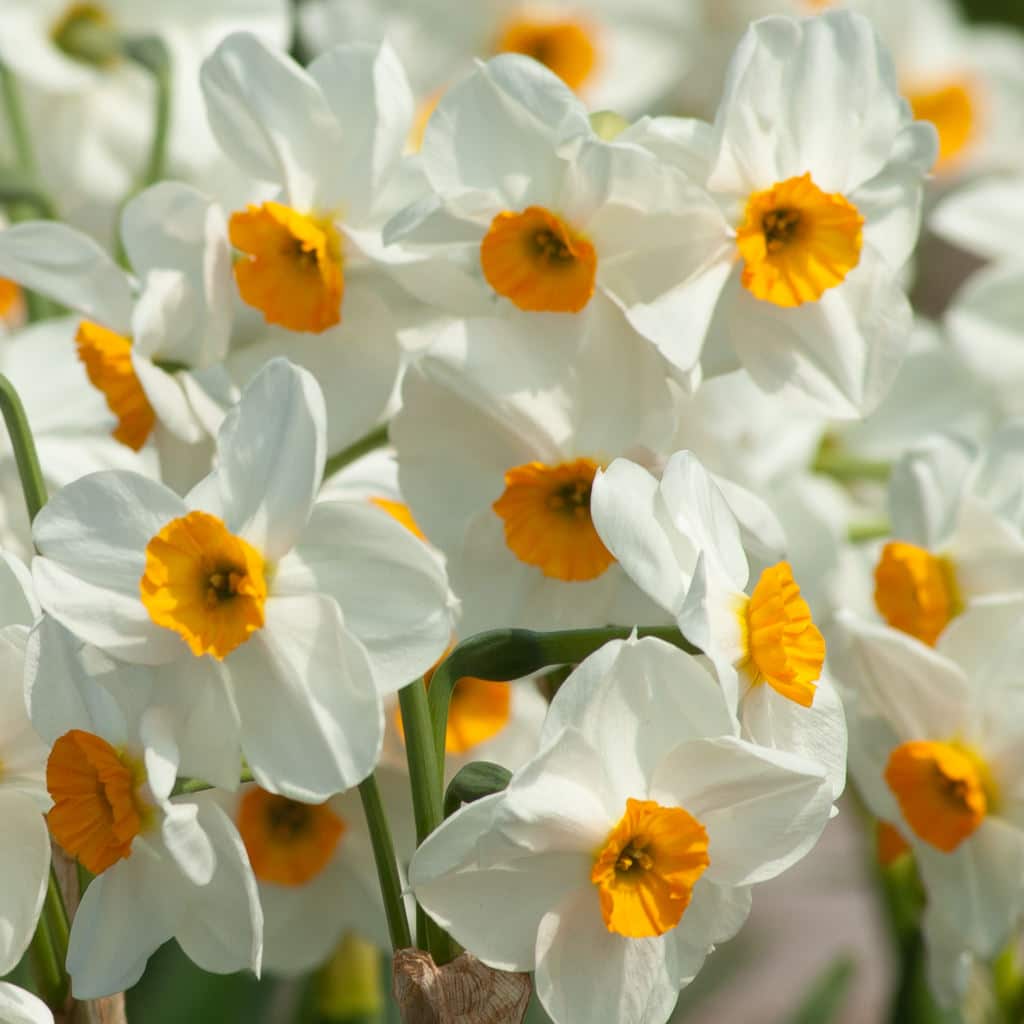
[0,1,1023,1023]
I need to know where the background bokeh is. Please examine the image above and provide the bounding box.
[964,0,1024,26]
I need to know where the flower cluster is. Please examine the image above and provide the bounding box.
[0,1,1022,1023]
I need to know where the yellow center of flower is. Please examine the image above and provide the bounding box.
[495,15,599,93]
[370,497,427,542]
[906,79,977,171]
[75,320,156,451]
[237,787,346,887]
[591,798,710,938]
[51,3,118,68]
[0,278,23,323]
[874,541,962,648]
[737,561,825,707]
[736,173,864,307]
[229,202,344,334]
[47,729,150,875]
[480,206,597,314]
[140,511,268,660]
[492,457,614,582]
[885,740,996,853]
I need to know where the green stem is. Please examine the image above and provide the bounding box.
[0,59,36,176]
[427,626,696,783]
[30,871,71,1009]
[812,448,891,484]
[848,519,891,543]
[122,36,172,190]
[0,184,58,221]
[357,775,413,952]
[323,425,389,480]
[0,373,47,522]
[397,680,453,963]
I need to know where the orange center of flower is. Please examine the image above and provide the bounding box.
[480,207,596,314]
[237,788,346,886]
[591,798,710,938]
[0,278,22,323]
[874,541,962,647]
[140,511,268,660]
[495,15,599,92]
[736,173,864,307]
[876,820,911,867]
[492,457,614,582]
[75,321,156,451]
[370,497,427,542]
[229,202,344,334]
[738,561,825,708]
[906,79,977,171]
[446,678,512,754]
[885,740,995,853]
[47,729,148,875]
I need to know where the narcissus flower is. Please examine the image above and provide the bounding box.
[411,636,833,1024]
[834,601,1024,1005]
[29,359,454,800]
[0,552,52,977]
[592,451,846,800]
[0,184,234,465]
[634,11,937,415]
[871,429,1024,648]
[0,982,54,1024]
[392,306,677,635]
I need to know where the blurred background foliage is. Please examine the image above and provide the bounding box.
[964,0,1024,26]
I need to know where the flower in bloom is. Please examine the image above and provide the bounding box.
[833,600,1024,1004]
[592,451,846,800]
[29,359,455,800]
[0,552,52,977]
[871,428,1024,648]
[223,767,415,974]
[0,184,234,470]
[32,669,262,998]
[392,306,677,635]
[298,0,700,118]
[0,982,53,1024]
[633,10,937,415]
[411,635,834,1024]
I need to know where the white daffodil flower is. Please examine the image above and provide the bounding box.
[592,451,846,801]
[220,767,415,975]
[298,0,700,118]
[0,184,235,487]
[0,0,289,243]
[382,54,731,345]
[631,11,937,415]
[834,600,1024,1005]
[392,304,677,636]
[28,658,262,999]
[870,427,1024,649]
[412,635,833,1024]
[28,359,455,800]
[0,552,51,978]
[0,982,54,1024]
[931,175,1024,265]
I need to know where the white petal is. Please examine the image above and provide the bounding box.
[651,736,831,886]
[200,32,342,209]
[0,791,50,976]
[0,222,133,333]
[0,551,36,627]
[930,177,1024,262]
[0,982,55,1024]
[132,356,204,445]
[228,594,383,801]
[32,471,188,664]
[213,359,325,562]
[273,500,452,695]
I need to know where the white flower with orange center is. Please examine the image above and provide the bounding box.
[297,0,699,118]
[834,599,1024,1005]
[392,307,678,635]
[0,184,234,463]
[411,635,833,1024]
[382,53,731,344]
[29,359,454,801]
[871,430,1024,649]
[592,451,847,801]
[201,34,424,342]
[630,10,937,415]
[0,552,52,978]
[223,767,416,974]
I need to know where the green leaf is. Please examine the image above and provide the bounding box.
[443,762,512,819]
[786,956,856,1024]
